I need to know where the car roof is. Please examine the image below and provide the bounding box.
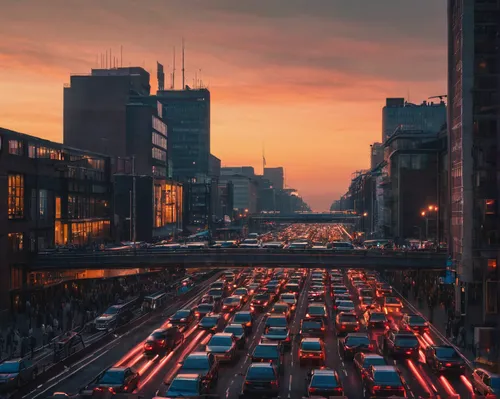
[185,352,209,358]
[235,311,251,315]
[268,314,286,319]
[363,353,384,359]
[225,324,244,329]
[394,331,416,337]
[312,368,336,376]
[256,341,279,347]
[174,373,201,381]
[212,333,233,337]
[346,333,369,338]
[431,345,455,350]
[107,367,127,372]
[372,365,398,372]
[249,363,274,369]
[302,337,321,343]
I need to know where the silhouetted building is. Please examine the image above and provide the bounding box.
[382,98,446,141]
[370,143,384,169]
[220,167,258,213]
[0,127,113,312]
[264,167,284,190]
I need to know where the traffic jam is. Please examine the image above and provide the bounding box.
[13,268,499,399]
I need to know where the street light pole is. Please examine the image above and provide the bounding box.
[132,155,136,244]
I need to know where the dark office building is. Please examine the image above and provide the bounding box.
[183,180,217,232]
[64,67,151,156]
[0,127,113,312]
[155,89,210,181]
[448,0,500,333]
[264,167,284,190]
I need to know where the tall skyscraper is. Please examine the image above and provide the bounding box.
[448,0,500,325]
[382,98,447,141]
[264,167,285,190]
[155,88,210,181]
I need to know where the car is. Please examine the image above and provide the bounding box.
[353,353,387,379]
[339,333,373,360]
[336,312,360,335]
[424,345,465,374]
[251,293,272,312]
[262,327,291,349]
[178,352,219,389]
[359,297,378,311]
[144,326,184,356]
[268,302,291,320]
[240,363,280,398]
[251,342,284,375]
[383,297,402,313]
[299,338,325,366]
[232,311,254,334]
[206,333,237,363]
[284,283,300,293]
[306,368,343,397]
[233,288,249,303]
[84,367,139,394]
[300,319,325,337]
[0,359,38,392]
[170,309,195,327]
[279,293,297,311]
[471,368,500,396]
[306,304,327,320]
[362,365,406,399]
[198,314,222,332]
[224,324,246,349]
[265,315,288,331]
[194,303,215,319]
[400,314,429,334]
[222,296,242,313]
[376,283,393,297]
[164,374,208,398]
[335,299,355,313]
[207,288,224,301]
[308,286,325,302]
[381,330,419,360]
[364,311,389,329]
[199,294,215,305]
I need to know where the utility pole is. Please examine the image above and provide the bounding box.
[132,155,137,245]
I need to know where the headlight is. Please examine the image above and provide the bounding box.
[180,318,186,322]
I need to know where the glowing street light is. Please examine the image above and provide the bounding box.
[421,211,426,217]
[363,212,368,217]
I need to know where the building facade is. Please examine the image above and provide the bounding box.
[0,128,113,312]
[264,167,284,190]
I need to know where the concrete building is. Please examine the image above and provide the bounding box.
[264,167,284,190]
[370,143,384,169]
[155,89,210,181]
[382,98,447,142]
[220,167,258,213]
[448,0,500,332]
[0,127,113,312]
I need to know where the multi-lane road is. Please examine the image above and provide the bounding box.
[23,267,477,399]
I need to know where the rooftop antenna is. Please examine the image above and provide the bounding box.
[262,142,266,174]
[172,46,176,89]
[120,45,123,67]
[407,87,410,103]
[105,50,108,69]
[110,48,112,69]
[428,95,448,104]
[182,38,185,90]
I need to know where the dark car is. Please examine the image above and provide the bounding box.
[144,326,184,356]
[339,333,373,360]
[234,288,249,303]
[471,368,500,396]
[251,293,272,312]
[84,367,139,394]
[308,286,325,302]
[335,300,355,313]
[381,331,419,360]
[268,302,291,321]
[353,353,387,379]
[232,311,254,334]
[170,309,195,328]
[299,338,325,366]
[198,314,222,332]
[336,312,360,335]
[306,304,327,320]
[306,368,343,397]
[400,314,429,334]
[224,324,246,349]
[300,319,325,337]
[252,342,284,375]
[165,374,208,398]
[362,365,406,398]
[364,311,389,330]
[265,315,288,332]
[262,327,291,349]
[424,345,465,374]
[207,288,224,302]
[178,352,219,388]
[206,333,237,363]
[0,359,38,392]
[240,363,280,398]
[194,304,215,319]
[222,296,242,313]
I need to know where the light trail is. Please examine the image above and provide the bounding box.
[138,354,159,376]
[423,333,435,345]
[129,352,145,367]
[137,352,173,390]
[418,350,426,363]
[115,341,144,367]
[439,376,457,396]
[460,375,474,392]
[406,360,431,396]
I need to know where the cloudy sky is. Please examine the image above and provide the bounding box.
[0,0,447,210]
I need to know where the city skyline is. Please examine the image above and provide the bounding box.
[0,0,447,210]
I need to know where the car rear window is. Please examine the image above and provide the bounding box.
[198,304,213,312]
[373,370,401,385]
[267,317,287,326]
[340,314,357,323]
[395,336,419,347]
[302,320,323,328]
[247,366,275,380]
[253,345,278,358]
[308,306,326,314]
[345,336,370,346]
[311,374,338,387]
[301,340,321,351]
[208,336,232,346]
[370,313,387,321]
[338,301,354,308]
[99,370,124,384]
[233,313,251,323]
[435,347,460,358]
[364,357,387,367]
[409,315,426,324]
[255,294,270,300]
[385,297,399,304]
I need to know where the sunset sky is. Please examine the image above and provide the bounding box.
[0,0,447,210]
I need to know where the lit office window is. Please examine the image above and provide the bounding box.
[8,233,23,253]
[9,140,23,156]
[8,174,24,219]
[55,196,61,219]
[28,145,37,158]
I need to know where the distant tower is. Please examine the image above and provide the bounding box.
[157,62,165,91]
[182,38,185,90]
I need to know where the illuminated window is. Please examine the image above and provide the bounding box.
[8,174,24,219]
[485,199,496,215]
[488,259,497,269]
[55,196,61,219]
[8,233,23,253]
[8,140,23,156]
[28,145,37,158]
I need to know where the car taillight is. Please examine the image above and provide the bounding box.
[144,343,153,350]
[245,381,251,385]
[341,325,346,329]
[373,386,381,391]
[333,387,343,393]
[309,388,317,393]
[306,313,311,318]
[445,363,452,367]
[245,322,251,327]
[270,380,278,386]
[195,312,200,316]
[321,326,325,331]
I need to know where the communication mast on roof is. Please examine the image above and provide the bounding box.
[428,95,447,104]
[182,38,185,90]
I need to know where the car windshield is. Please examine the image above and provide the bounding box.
[225,325,244,335]
[168,378,199,394]
[234,289,247,295]
[338,301,354,308]
[208,336,232,346]
[253,345,278,358]
[302,340,321,351]
[435,347,460,359]
[370,313,387,321]
[247,366,275,380]
[151,331,167,339]
[340,314,357,323]
[224,297,240,305]
[255,294,270,300]
[182,356,209,370]
[308,306,326,314]
[303,320,322,329]
[266,327,287,335]
[409,315,426,324]
[0,362,20,373]
[311,374,338,388]
[267,317,287,326]
[208,289,222,296]
[174,310,190,318]
[346,336,370,346]
[198,304,213,312]
[373,370,401,385]
[364,357,387,367]
[201,316,219,324]
[395,336,419,347]
[233,313,251,323]
[99,370,125,384]
[385,297,399,304]
[103,306,119,315]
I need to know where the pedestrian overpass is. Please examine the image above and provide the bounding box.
[32,249,447,271]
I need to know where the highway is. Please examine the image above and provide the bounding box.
[24,268,476,399]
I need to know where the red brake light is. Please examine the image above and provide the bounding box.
[270,380,278,386]
[309,388,317,393]
[373,386,381,391]
[368,344,374,350]
[445,363,452,367]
